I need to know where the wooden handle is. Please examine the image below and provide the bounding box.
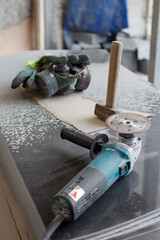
[106,41,123,108]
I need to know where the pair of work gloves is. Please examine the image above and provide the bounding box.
[11,54,91,97]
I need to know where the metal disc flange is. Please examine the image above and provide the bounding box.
[105,112,151,134]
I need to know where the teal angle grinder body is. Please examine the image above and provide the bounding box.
[42,113,151,240]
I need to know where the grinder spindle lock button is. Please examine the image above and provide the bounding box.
[119,163,129,176]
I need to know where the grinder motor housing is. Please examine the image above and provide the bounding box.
[51,113,151,221]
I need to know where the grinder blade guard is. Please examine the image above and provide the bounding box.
[105,112,151,173]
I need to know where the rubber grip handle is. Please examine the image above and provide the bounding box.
[106,41,123,108]
[61,128,94,150]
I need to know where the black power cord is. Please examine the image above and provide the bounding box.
[41,214,64,240]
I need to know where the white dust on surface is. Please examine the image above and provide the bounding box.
[1,63,160,153]
[0,96,64,153]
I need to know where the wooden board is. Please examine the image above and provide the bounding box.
[0,164,32,240]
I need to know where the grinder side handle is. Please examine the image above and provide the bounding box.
[61,128,93,150]
[61,128,109,159]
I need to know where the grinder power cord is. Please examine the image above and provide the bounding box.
[41,112,151,240]
[11,54,91,97]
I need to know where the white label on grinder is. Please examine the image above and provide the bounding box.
[69,186,85,202]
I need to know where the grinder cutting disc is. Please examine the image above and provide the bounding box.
[105,112,151,134]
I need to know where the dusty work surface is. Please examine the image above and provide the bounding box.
[0,50,160,240]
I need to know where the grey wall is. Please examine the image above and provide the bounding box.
[46,0,68,49]
[0,0,32,30]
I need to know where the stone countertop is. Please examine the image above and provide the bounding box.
[0,50,160,240]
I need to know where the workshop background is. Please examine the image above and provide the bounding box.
[1,1,160,240]
[0,0,153,79]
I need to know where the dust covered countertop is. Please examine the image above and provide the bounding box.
[0,50,160,240]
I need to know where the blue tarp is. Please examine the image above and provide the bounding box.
[63,0,128,48]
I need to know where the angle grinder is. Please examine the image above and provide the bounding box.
[42,112,151,240]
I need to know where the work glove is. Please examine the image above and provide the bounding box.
[11,54,91,97]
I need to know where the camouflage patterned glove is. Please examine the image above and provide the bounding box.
[11,54,91,97]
